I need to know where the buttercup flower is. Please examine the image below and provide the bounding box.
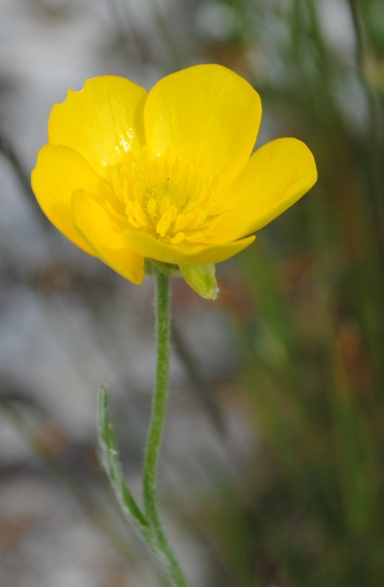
[31,64,317,297]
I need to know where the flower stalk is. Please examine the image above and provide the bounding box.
[98,268,189,587]
[143,268,189,585]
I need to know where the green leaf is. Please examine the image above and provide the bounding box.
[180,264,219,299]
[98,386,152,542]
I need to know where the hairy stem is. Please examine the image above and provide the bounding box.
[143,269,190,587]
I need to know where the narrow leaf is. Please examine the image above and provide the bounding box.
[98,386,152,541]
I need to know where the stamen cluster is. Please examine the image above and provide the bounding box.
[108,148,223,246]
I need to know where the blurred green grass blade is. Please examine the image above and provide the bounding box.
[240,243,297,364]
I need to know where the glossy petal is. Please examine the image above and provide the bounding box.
[72,191,145,284]
[31,144,100,254]
[144,64,261,184]
[124,230,255,266]
[49,76,147,178]
[216,138,318,241]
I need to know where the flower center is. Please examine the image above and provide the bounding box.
[108,147,223,245]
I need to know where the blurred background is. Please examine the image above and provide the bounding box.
[0,0,383,586]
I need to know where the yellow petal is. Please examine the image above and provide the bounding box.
[31,144,102,255]
[144,64,261,184]
[216,138,318,240]
[124,230,255,266]
[48,76,147,178]
[72,191,145,284]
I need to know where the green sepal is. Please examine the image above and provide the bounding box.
[179,264,219,300]
[146,259,181,277]
[98,386,152,542]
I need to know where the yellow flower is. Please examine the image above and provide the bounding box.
[31,64,317,297]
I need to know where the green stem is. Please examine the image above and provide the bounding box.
[143,269,190,587]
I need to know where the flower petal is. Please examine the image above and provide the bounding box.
[48,76,147,178]
[124,230,255,266]
[72,191,145,284]
[144,64,261,184]
[31,144,102,255]
[216,138,318,240]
